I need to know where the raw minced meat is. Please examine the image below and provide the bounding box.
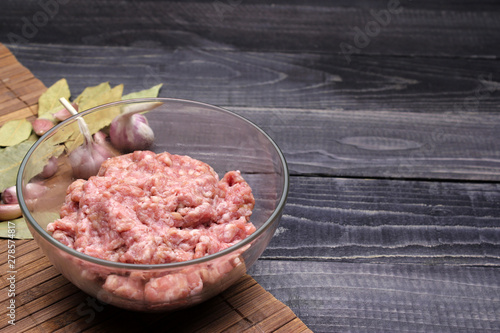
[48,150,256,264]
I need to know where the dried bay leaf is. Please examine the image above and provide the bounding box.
[0,218,32,239]
[65,84,124,152]
[38,78,71,119]
[78,83,123,112]
[74,81,111,110]
[0,136,37,190]
[122,83,163,100]
[0,119,33,147]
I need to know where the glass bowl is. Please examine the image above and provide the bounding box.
[17,98,288,312]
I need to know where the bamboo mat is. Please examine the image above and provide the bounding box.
[0,43,311,333]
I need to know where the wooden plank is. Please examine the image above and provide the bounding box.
[46,304,122,333]
[7,44,500,113]
[16,89,45,106]
[2,251,50,287]
[0,45,44,125]
[218,274,258,298]
[229,292,289,331]
[0,256,55,292]
[0,54,18,69]
[0,239,35,255]
[249,260,500,333]
[0,268,62,316]
[238,108,500,181]
[0,97,27,116]
[274,318,314,333]
[262,176,500,265]
[0,61,31,82]
[0,89,16,103]
[6,71,43,89]
[243,306,297,332]
[1,291,86,333]
[0,249,49,290]
[0,274,72,321]
[8,78,46,100]
[0,105,38,125]
[1,1,499,57]
[16,274,72,306]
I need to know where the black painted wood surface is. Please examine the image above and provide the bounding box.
[1,0,500,332]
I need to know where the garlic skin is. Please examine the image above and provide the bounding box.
[2,183,47,206]
[33,118,55,136]
[39,156,58,178]
[69,139,114,179]
[109,113,154,152]
[0,204,22,221]
[59,97,115,179]
[52,104,76,122]
[25,183,47,199]
[2,186,18,204]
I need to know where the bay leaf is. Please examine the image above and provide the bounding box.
[78,83,123,112]
[0,217,32,239]
[65,84,124,152]
[38,78,71,119]
[0,136,38,190]
[0,119,33,147]
[22,143,65,184]
[122,83,163,100]
[74,81,111,110]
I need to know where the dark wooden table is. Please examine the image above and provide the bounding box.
[2,0,500,332]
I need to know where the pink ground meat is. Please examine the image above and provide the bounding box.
[48,150,256,265]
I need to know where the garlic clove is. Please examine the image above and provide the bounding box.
[25,183,47,200]
[93,131,121,157]
[0,203,22,221]
[32,118,55,136]
[2,183,47,206]
[2,186,18,204]
[38,156,58,178]
[93,130,108,145]
[69,141,114,179]
[52,104,77,122]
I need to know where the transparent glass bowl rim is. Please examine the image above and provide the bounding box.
[17,97,289,271]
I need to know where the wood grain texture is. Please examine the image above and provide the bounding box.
[1,0,500,57]
[238,107,500,181]
[1,0,500,331]
[249,260,500,333]
[263,176,500,265]
[6,44,500,113]
[0,43,45,125]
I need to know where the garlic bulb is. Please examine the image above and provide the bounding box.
[109,113,154,152]
[59,98,115,179]
[69,139,114,179]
